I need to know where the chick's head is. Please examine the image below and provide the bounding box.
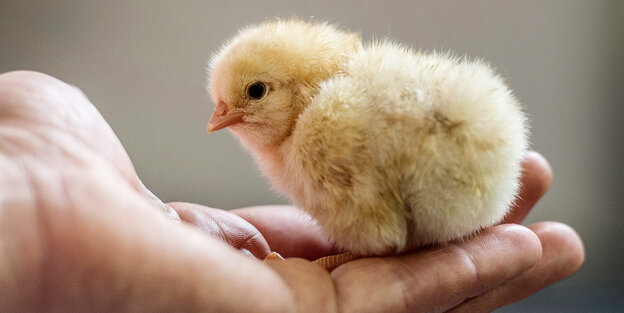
[207,20,361,148]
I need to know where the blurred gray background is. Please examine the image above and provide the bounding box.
[1,1,622,311]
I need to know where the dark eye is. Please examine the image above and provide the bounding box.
[247,82,267,100]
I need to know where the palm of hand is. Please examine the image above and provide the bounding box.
[0,71,583,312]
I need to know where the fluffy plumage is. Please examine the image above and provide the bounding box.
[207,20,528,255]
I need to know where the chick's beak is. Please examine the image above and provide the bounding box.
[207,100,244,132]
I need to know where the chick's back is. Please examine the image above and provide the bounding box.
[286,42,528,255]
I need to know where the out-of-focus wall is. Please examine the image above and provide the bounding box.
[1,1,622,311]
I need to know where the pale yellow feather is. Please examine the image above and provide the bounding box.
[208,20,528,255]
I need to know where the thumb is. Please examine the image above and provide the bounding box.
[169,202,271,259]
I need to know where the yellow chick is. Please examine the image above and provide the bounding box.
[207,20,528,256]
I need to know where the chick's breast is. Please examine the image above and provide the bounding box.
[285,42,528,255]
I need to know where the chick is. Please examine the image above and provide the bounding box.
[207,20,528,256]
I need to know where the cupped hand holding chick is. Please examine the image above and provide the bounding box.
[207,20,528,256]
[0,71,583,312]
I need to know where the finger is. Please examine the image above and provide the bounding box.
[232,206,339,259]
[265,258,338,313]
[169,202,271,259]
[330,224,542,313]
[502,151,553,224]
[448,222,584,313]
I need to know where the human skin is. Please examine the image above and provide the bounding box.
[0,71,584,312]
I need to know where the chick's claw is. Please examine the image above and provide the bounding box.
[264,251,285,261]
[314,253,361,272]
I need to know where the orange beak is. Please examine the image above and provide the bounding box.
[206,100,245,132]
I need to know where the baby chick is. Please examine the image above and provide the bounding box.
[207,20,528,256]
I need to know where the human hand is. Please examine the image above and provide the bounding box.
[0,71,583,312]
[178,152,585,312]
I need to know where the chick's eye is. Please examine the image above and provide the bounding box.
[247,82,267,99]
